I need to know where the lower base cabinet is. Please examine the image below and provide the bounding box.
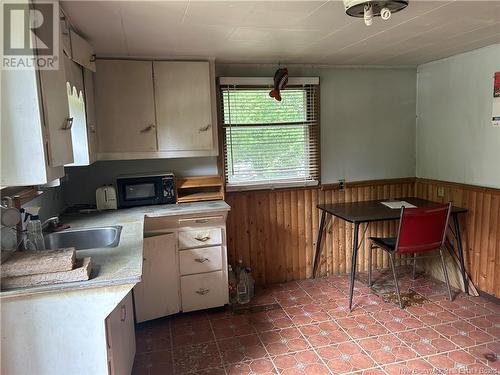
[134,208,229,321]
[106,292,136,375]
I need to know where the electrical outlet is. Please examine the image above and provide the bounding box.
[437,186,445,198]
[339,179,345,192]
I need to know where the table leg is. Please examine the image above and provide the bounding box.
[348,222,360,311]
[312,211,327,278]
[452,213,469,295]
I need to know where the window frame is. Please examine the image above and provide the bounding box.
[219,77,320,192]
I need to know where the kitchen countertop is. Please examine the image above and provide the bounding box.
[1,200,231,299]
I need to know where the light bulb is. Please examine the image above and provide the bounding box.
[381,7,391,20]
[364,3,373,26]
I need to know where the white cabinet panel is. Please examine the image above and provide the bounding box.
[38,33,74,167]
[84,68,98,163]
[133,232,180,323]
[70,29,96,72]
[154,61,214,152]
[95,60,157,154]
[106,292,136,375]
[180,271,227,312]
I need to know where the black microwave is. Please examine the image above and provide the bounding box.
[116,173,176,208]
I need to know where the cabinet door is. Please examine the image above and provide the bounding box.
[38,33,74,167]
[106,292,136,375]
[133,232,180,322]
[83,69,98,163]
[95,60,157,153]
[154,61,214,152]
[70,29,96,72]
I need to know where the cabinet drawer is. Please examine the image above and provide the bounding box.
[178,227,222,249]
[179,246,222,275]
[180,271,227,312]
[144,213,226,231]
[177,216,224,227]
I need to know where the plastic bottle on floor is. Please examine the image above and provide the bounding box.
[237,261,250,304]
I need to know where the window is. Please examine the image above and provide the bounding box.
[220,77,320,191]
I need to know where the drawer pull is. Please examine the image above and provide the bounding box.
[62,117,73,130]
[141,124,155,133]
[199,124,211,132]
[196,288,210,295]
[194,257,209,263]
[195,236,210,242]
[195,219,210,224]
[120,304,127,322]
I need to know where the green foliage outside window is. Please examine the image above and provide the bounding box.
[223,89,310,184]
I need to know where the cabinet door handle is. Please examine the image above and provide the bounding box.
[141,124,155,133]
[199,124,211,132]
[120,304,127,322]
[195,236,210,242]
[194,257,209,263]
[196,288,210,295]
[62,117,73,130]
[89,124,97,133]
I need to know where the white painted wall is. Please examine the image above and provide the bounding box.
[217,64,417,184]
[416,44,500,188]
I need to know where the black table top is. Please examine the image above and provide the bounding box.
[317,197,467,223]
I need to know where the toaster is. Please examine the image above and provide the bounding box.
[96,185,118,210]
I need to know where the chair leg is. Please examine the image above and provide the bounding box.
[412,253,417,280]
[368,244,373,287]
[439,248,453,301]
[389,253,404,309]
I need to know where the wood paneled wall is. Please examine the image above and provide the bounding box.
[225,177,500,298]
[225,179,415,285]
[415,179,500,297]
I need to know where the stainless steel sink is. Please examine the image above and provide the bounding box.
[44,226,122,250]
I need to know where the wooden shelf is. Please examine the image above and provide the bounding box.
[176,176,222,188]
[176,176,224,203]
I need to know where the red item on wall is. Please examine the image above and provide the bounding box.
[494,71,500,97]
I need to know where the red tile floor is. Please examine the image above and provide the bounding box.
[132,267,499,375]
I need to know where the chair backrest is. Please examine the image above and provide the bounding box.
[395,202,451,254]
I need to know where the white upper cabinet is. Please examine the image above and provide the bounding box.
[1,68,64,186]
[64,54,98,167]
[154,61,215,155]
[1,20,72,186]
[38,32,74,167]
[95,60,157,155]
[94,59,218,160]
[70,29,96,72]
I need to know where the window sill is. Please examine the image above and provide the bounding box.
[226,180,319,192]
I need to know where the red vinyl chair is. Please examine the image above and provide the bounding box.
[368,202,453,308]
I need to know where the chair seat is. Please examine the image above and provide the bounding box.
[369,237,397,251]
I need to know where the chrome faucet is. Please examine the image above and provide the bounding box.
[42,216,60,231]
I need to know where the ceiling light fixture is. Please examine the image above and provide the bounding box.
[343,0,409,26]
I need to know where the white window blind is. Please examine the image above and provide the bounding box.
[220,78,320,191]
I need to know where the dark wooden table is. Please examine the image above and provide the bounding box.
[312,197,468,310]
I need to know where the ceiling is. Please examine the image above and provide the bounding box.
[62,0,500,66]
